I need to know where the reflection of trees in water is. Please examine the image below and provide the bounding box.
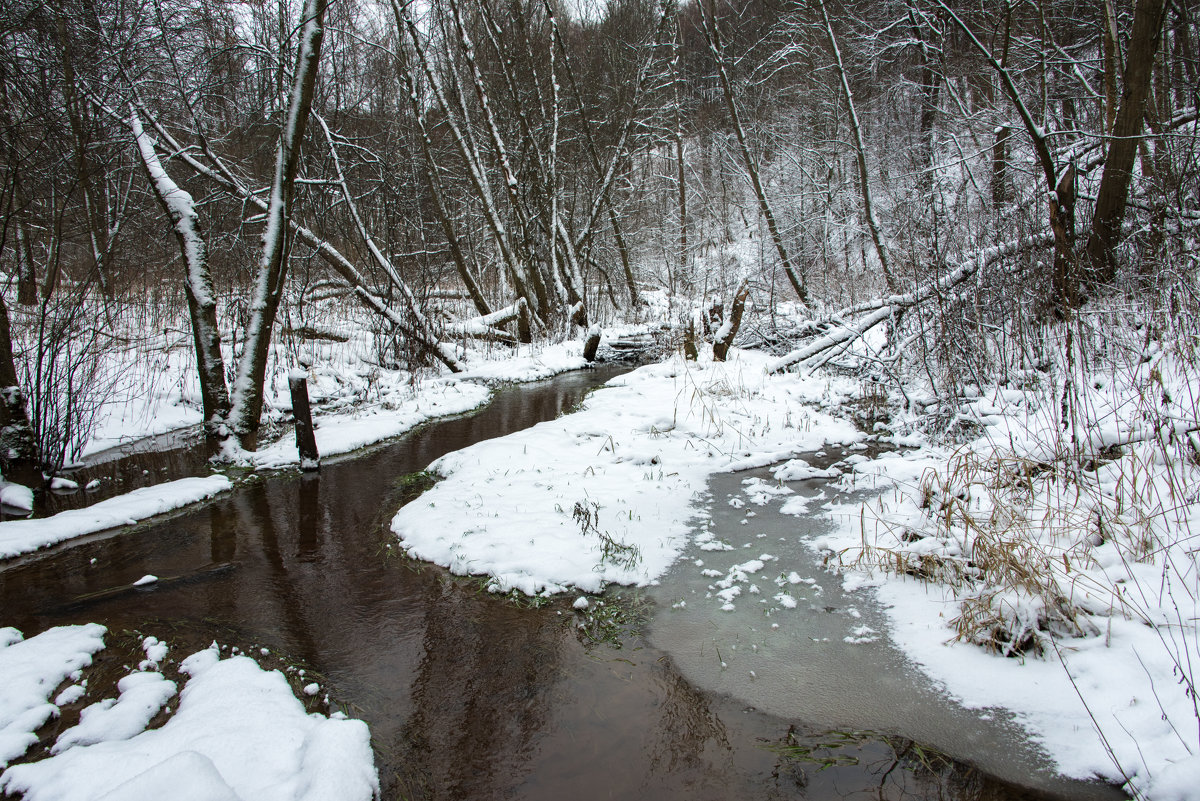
[403,581,566,799]
[648,662,731,777]
[208,496,237,564]
[769,727,1024,801]
[295,472,323,563]
[232,479,322,662]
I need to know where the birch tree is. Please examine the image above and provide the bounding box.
[130,109,230,443]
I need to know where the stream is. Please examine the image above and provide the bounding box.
[0,368,1124,800]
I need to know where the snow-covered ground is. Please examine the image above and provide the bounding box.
[391,350,863,594]
[4,316,1198,800]
[0,626,377,801]
[387,345,1197,801]
[807,350,1200,801]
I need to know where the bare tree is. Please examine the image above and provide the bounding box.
[1085,0,1170,279]
[698,0,809,306]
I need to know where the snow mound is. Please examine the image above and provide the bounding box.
[0,644,378,801]
[0,476,232,559]
[0,624,107,767]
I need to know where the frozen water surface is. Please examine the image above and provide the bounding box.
[648,455,1123,801]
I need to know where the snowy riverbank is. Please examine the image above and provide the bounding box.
[389,346,1197,801]
[0,335,612,560]
[4,334,1197,800]
[0,625,377,801]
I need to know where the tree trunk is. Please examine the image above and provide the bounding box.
[131,110,232,446]
[699,0,808,306]
[583,326,602,362]
[992,126,1010,208]
[1049,163,1077,311]
[818,0,896,293]
[0,294,38,485]
[1086,0,1169,281]
[229,0,329,450]
[713,281,749,362]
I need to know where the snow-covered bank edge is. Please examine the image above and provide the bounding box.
[0,625,378,800]
[1,339,615,561]
[807,353,1200,801]
[391,350,864,595]
[0,476,233,560]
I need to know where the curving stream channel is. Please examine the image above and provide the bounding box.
[1,367,1124,801]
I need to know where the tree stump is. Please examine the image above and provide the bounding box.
[288,370,319,471]
[583,326,602,362]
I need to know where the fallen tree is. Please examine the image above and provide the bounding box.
[770,233,1053,374]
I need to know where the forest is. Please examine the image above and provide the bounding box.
[0,1,1198,800]
[0,0,1191,468]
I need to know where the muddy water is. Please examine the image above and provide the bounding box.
[1,369,1113,801]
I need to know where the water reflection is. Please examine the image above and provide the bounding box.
[403,582,565,798]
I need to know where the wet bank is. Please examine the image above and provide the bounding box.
[1,367,1120,800]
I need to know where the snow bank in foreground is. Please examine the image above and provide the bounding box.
[0,632,377,801]
[392,350,862,595]
[0,624,107,766]
[0,476,232,559]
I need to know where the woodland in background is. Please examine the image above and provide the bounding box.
[0,0,1196,470]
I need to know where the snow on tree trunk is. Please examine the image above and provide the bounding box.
[712,281,749,362]
[135,114,463,375]
[391,0,541,329]
[583,326,602,362]
[229,0,329,451]
[130,109,231,446]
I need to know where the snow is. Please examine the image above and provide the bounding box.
[392,349,862,595]
[0,624,107,767]
[0,482,34,512]
[52,671,176,753]
[250,378,489,470]
[0,636,378,801]
[11,300,1198,799]
[797,347,1200,799]
[0,476,232,559]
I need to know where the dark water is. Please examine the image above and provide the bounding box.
[30,425,211,517]
[0,368,1108,800]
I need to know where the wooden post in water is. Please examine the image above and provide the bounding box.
[288,369,319,470]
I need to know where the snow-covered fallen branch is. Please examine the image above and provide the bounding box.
[771,233,1053,373]
[443,300,526,343]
